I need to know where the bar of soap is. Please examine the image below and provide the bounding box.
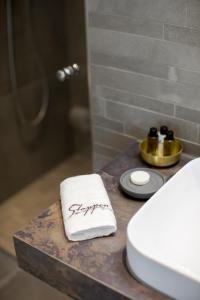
[130,171,150,185]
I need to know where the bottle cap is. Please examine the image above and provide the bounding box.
[165,130,174,141]
[160,125,168,135]
[148,127,158,137]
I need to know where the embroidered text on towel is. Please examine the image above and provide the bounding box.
[68,203,112,218]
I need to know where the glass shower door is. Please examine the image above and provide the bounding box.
[0,0,90,201]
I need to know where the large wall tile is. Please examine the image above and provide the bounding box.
[181,140,200,157]
[92,65,200,109]
[91,52,200,87]
[96,0,187,26]
[92,115,124,132]
[97,86,174,116]
[93,153,111,172]
[91,52,168,81]
[175,105,200,124]
[94,143,122,158]
[86,0,101,13]
[175,68,200,86]
[90,96,105,116]
[89,13,163,39]
[187,0,200,29]
[93,127,134,151]
[106,100,199,142]
[164,24,200,48]
[89,28,200,73]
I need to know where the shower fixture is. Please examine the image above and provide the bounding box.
[56,64,80,82]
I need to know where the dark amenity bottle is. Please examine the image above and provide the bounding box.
[147,127,158,155]
[164,130,175,156]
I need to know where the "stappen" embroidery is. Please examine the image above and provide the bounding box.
[68,203,112,218]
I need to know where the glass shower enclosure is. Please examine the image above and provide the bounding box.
[0,0,90,201]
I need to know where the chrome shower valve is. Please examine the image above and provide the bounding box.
[56,63,80,81]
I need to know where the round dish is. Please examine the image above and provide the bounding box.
[140,138,183,167]
[119,168,165,200]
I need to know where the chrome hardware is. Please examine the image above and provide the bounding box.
[56,63,80,81]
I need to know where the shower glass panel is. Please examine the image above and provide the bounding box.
[0,0,90,201]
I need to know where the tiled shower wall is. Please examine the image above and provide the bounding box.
[85,0,200,170]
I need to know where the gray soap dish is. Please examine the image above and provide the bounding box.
[119,168,165,200]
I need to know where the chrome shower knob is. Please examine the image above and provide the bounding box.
[71,63,79,74]
[56,70,67,82]
[56,63,80,81]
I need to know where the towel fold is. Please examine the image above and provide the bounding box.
[60,174,117,241]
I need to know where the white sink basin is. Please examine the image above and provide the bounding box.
[127,158,200,300]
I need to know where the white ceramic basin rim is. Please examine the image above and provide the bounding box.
[127,158,200,300]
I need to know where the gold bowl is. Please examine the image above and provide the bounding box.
[140,138,183,167]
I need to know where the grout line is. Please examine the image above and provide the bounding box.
[94,86,200,128]
[122,122,125,134]
[99,94,173,117]
[91,53,200,83]
[196,124,200,142]
[101,98,200,143]
[103,97,174,119]
[185,0,189,27]
[90,26,200,50]
[103,98,106,117]
[94,125,135,140]
[103,99,108,119]
[174,104,176,117]
[91,63,200,89]
[98,84,174,103]
[94,145,122,159]
[180,136,200,146]
[99,85,200,113]
[94,142,122,153]
[96,102,124,127]
[93,153,112,171]
[162,23,165,40]
[94,152,112,160]
[89,11,200,32]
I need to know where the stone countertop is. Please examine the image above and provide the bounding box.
[14,143,191,300]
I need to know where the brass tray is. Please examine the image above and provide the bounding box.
[140,138,183,167]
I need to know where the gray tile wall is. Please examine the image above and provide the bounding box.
[85,0,200,170]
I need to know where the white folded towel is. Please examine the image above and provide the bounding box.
[60,174,117,241]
